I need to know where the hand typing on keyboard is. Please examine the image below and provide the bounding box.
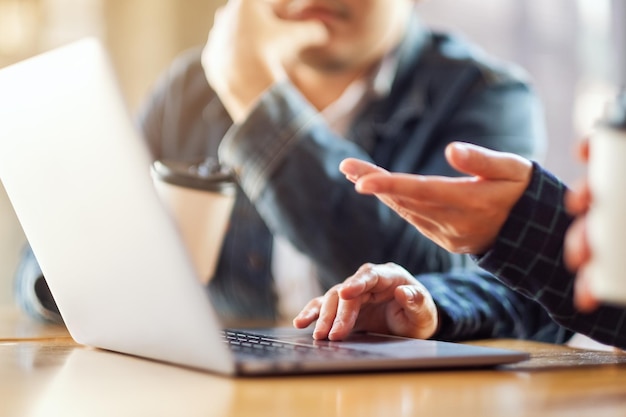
[293,263,438,341]
[222,330,381,360]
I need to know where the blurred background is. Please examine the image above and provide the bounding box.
[0,0,622,306]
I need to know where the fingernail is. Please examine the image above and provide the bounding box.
[452,142,471,160]
[313,326,326,340]
[339,161,356,177]
[402,287,415,302]
[329,328,342,340]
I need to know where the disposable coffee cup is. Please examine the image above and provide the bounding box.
[151,158,236,284]
[588,89,626,304]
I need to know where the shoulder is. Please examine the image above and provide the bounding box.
[155,46,209,96]
[422,31,531,88]
[137,46,220,155]
[139,46,215,125]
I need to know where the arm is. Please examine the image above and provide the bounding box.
[292,143,570,343]
[420,266,571,342]
[476,164,626,349]
[220,57,549,291]
[294,260,570,343]
[341,141,626,348]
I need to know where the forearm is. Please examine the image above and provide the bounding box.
[475,164,626,349]
[420,266,572,343]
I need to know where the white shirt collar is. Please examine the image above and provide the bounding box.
[320,49,400,137]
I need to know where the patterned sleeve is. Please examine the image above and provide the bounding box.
[474,162,626,349]
[420,265,572,343]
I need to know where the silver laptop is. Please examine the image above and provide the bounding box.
[0,38,528,375]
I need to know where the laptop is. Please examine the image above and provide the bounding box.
[0,38,529,375]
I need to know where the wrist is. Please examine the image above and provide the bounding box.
[215,81,272,124]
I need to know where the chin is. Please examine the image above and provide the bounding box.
[298,49,351,72]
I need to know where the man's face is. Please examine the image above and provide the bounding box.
[271,0,414,72]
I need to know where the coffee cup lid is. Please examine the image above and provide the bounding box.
[151,158,236,193]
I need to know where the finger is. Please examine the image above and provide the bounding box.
[392,285,438,339]
[292,297,322,329]
[327,297,363,341]
[573,267,599,312]
[265,0,330,45]
[576,137,590,163]
[378,192,448,217]
[339,158,389,183]
[232,0,329,52]
[280,19,329,47]
[563,217,591,272]
[374,195,451,240]
[564,179,591,215]
[338,263,412,302]
[313,290,340,340]
[445,142,532,182]
[355,172,471,203]
[336,263,381,300]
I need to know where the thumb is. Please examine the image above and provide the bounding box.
[573,267,599,313]
[393,285,438,339]
[445,142,531,181]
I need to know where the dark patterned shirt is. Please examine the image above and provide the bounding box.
[475,162,626,349]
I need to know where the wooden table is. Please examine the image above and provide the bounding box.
[2,306,626,417]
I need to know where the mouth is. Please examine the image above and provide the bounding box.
[278,1,349,23]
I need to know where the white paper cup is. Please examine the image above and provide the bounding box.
[151,159,236,284]
[588,91,626,305]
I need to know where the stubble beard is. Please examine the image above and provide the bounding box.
[297,46,359,73]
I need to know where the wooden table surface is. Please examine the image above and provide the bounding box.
[2,305,626,417]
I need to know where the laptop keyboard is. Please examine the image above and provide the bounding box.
[222,330,381,360]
